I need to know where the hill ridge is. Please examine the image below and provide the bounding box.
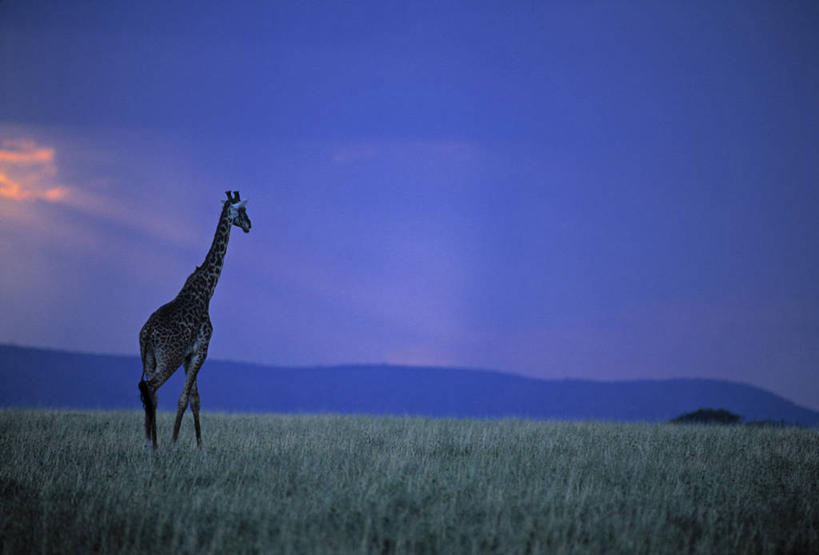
[1,343,817,425]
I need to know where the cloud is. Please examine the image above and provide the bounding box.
[0,140,55,164]
[0,132,203,254]
[0,139,66,203]
[0,173,68,202]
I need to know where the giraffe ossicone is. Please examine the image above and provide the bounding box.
[138,191,251,449]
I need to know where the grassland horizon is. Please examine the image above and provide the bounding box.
[1,409,817,554]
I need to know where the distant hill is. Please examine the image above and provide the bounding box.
[2,344,818,426]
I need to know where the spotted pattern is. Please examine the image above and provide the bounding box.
[139,199,251,449]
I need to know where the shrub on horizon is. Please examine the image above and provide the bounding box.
[670,408,742,425]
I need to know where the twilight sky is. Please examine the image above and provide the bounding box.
[1,1,818,410]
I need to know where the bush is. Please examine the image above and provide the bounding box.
[670,408,742,425]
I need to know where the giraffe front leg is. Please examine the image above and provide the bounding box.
[176,320,211,448]
[190,381,202,448]
[171,382,191,446]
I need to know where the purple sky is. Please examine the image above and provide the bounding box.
[1,1,818,410]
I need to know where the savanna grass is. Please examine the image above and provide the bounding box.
[1,409,817,554]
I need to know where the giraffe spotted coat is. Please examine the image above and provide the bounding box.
[139,192,251,449]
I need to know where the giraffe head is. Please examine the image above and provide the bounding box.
[224,190,252,233]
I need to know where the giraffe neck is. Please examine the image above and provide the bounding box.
[202,204,233,300]
[182,204,232,303]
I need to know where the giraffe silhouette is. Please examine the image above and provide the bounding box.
[138,191,251,449]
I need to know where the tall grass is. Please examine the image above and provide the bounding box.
[1,409,817,554]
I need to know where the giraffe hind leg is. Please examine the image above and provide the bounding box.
[139,380,153,449]
[139,344,159,450]
[150,395,158,450]
[190,381,202,448]
[139,381,158,450]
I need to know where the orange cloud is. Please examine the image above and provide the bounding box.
[0,140,54,164]
[42,186,68,201]
[0,139,66,203]
[0,173,67,202]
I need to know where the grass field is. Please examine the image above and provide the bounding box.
[1,410,817,554]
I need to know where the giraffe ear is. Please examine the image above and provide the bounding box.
[237,199,248,208]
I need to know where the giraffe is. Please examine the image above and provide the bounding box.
[138,191,251,449]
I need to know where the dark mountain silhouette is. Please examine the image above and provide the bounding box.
[2,344,817,425]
